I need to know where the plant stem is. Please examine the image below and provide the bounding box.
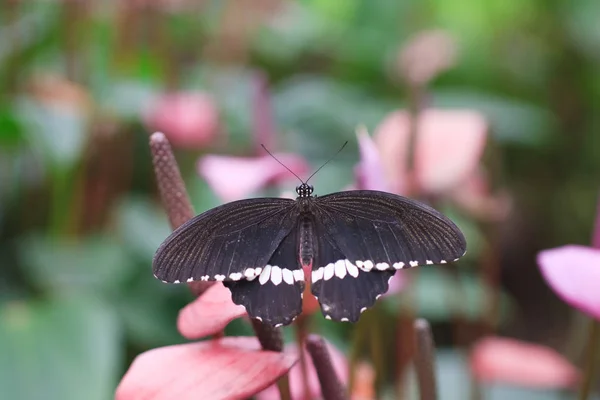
[413,319,437,400]
[306,335,348,400]
[578,320,600,400]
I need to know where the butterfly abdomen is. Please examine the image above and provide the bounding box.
[298,216,315,268]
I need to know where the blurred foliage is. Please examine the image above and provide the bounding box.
[1,0,599,399]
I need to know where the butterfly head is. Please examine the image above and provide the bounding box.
[296,183,314,198]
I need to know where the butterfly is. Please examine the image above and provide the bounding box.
[153,182,467,327]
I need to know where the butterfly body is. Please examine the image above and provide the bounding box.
[153,183,466,326]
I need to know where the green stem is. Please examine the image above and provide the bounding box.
[578,320,600,400]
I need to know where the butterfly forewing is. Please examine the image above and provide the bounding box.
[153,198,297,283]
[225,228,305,326]
[312,190,466,271]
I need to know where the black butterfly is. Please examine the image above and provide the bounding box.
[153,183,466,327]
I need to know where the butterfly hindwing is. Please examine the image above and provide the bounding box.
[313,190,466,271]
[153,198,297,283]
[311,233,395,322]
[225,228,305,326]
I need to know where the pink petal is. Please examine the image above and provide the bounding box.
[144,92,220,149]
[537,245,600,320]
[178,283,246,340]
[354,126,390,191]
[374,109,487,195]
[256,340,348,399]
[198,153,310,202]
[383,271,408,297]
[116,337,298,400]
[470,337,579,389]
[448,169,512,221]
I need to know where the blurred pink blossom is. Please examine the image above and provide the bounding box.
[538,245,600,321]
[257,340,348,400]
[144,92,220,148]
[373,109,488,196]
[354,126,390,192]
[537,198,600,320]
[116,337,297,400]
[198,153,310,202]
[470,337,579,389]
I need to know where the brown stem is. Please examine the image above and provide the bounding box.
[413,319,437,400]
[306,335,348,400]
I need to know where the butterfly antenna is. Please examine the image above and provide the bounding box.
[306,141,349,183]
[260,144,305,183]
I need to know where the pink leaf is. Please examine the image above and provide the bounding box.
[470,337,579,389]
[256,340,348,400]
[374,109,487,195]
[198,153,309,202]
[178,283,246,339]
[144,92,220,149]
[116,337,298,400]
[354,126,389,192]
[538,245,600,321]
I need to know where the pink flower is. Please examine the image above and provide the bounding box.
[256,340,348,400]
[538,245,600,321]
[198,153,310,202]
[373,109,488,196]
[537,198,600,320]
[144,92,220,148]
[117,337,297,400]
[354,126,390,192]
[470,337,579,389]
[117,284,297,399]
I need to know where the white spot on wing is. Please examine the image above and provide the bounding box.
[312,267,324,283]
[244,268,256,279]
[363,260,374,271]
[426,260,433,265]
[323,263,335,281]
[255,317,262,322]
[282,268,294,285]
[274,323,283,328]
[214,275,225,281]
[293,269,304,282]
[375,262,389,271]
[393,262,405,269]
[375,294,382,300]
[270,266,283,286]
[173,280,180,284]
[186,278,194,283]
[409,261,418,267]
[325,315,332,320]
[229,272,242,281]
[341,317,349,322]
[345,260,359,277]
[440,260,447,264]
[360,307,367,313]
[356,260,364,269]
[259,265,272,285]
[201,275,209,281]
[334,260,347,279]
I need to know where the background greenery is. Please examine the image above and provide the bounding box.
[0,1,599,399]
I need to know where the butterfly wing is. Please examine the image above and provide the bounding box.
[310,230,394,322]
[308,190,465,321]
[313,190,466,270]
[153,198,298,283]
[225,228,305,326]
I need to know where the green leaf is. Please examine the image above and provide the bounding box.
[383,268,513,323]
[15,97,88,170]
[19,235,133,293]
[0,297,121,400]
[114,196,171,261]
